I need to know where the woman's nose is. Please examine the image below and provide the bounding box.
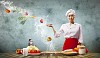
[69,17,72,19]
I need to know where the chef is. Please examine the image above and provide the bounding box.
[47,9,83,51]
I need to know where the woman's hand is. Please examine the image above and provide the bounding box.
[46,24,56,35]
[78,42,84,46]
[46,24,53,27]
[78,42,83,45]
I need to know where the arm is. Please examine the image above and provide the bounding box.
[47,24,64,38]
[51,26,56,35]
[46,24,56,35]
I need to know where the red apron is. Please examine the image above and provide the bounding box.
[62,38,78,51]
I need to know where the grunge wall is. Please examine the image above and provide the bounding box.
[0,0,100,52]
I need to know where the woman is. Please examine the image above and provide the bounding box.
[47,9,83,51]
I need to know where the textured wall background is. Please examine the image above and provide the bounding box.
[0,0,100,53]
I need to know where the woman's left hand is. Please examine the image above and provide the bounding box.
[78,42,81,45]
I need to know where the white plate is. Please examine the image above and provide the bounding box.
[64,49,73,52]
[62,52,78,56]
[41,51,61,54]
[28,53,41,55]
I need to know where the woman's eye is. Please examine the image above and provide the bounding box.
[68,15,71,17]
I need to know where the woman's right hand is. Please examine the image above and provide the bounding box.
[46,24,53,27]
[46,24,56,34]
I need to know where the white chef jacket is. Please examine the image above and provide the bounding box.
[55,23,83,43]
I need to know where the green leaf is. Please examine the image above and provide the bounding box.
[13,10,17,13]
[20,20,26,25]
[18,16,26,20]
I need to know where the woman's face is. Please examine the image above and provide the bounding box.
[67,13,75,23]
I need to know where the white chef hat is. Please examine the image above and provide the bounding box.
[65,9,75,16]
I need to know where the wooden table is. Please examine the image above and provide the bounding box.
[0,52,100,58]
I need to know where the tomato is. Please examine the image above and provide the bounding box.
[28,50,40,53]
[40,19,43,23]
[30,50,33,53]
[33,50,37,53]
[86,48,88,53]
[16,49,22,54]
[37,50,40,53]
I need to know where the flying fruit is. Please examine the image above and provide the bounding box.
[5,9,10,13]
[40,19,43,23]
